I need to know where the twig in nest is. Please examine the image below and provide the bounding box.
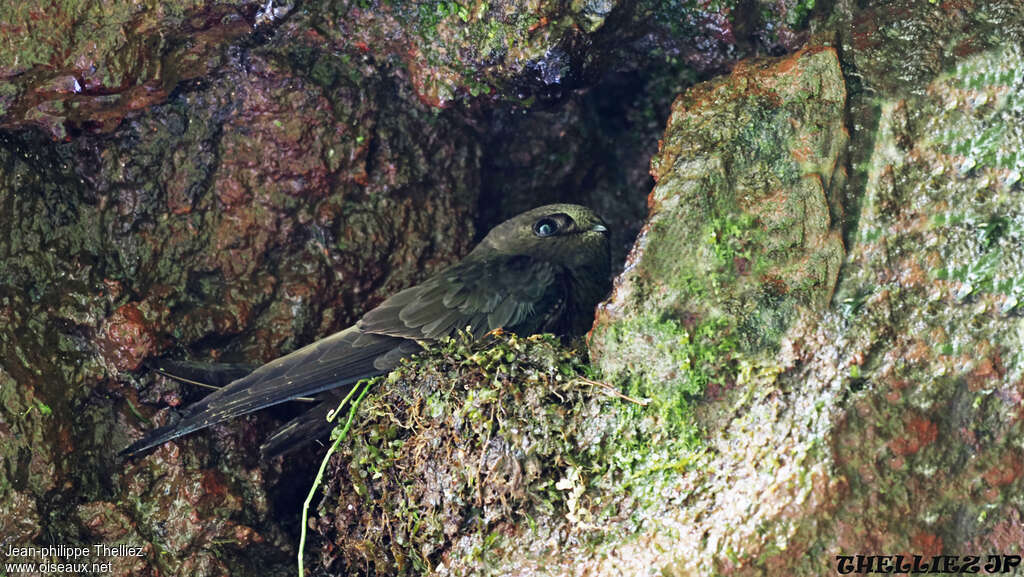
[577,376,650,406]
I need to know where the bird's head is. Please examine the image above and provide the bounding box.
[478,204,611,271]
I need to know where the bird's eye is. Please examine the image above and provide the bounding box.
[533,218,560,238]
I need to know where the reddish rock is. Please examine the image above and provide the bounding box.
[0,1,262,138]
[97,303,157,372]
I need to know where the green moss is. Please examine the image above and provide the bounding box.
[598,314,735,443]
[312,330,708,574]
[708,213,758,267]
[416,1,471,34]
[786,0,817,27]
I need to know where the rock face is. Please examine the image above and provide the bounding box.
[0,0,262,138]
[570,16,1024,577]
[825,44,1024,565]
[0,25,482,577]
[0,0,806,139]
[591,46,847,414]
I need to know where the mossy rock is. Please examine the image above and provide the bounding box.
[590,46,847,428]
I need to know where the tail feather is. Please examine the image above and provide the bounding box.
[260,396,342,458]
[121,328,410,457]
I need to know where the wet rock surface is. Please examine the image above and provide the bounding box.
[0,0,806,139]
[0,23,482,575]
[258,0,811,109]
[0,0,263,138]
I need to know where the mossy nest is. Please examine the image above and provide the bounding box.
[313,331,621,575]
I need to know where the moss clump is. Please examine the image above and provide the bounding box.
[313,330,696,575]
[596,314,735,448]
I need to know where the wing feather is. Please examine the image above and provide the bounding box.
[359,253,565,340]
[260,396,338,458]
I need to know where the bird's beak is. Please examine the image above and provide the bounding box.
[591,224,608,234]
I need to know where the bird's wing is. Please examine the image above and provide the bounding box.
[121,327,409,456]
[358,254,566,340]
[255,257,566,457]
[123,255,566,457]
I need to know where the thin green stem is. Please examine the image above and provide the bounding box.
[297,380,373,577]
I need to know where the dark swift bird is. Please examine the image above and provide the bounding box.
[122,204,611,457]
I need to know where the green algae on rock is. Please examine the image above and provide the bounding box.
[590,46,846,429]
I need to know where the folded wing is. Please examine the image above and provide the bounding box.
[123,253,568,456]
[359,253,566,339]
